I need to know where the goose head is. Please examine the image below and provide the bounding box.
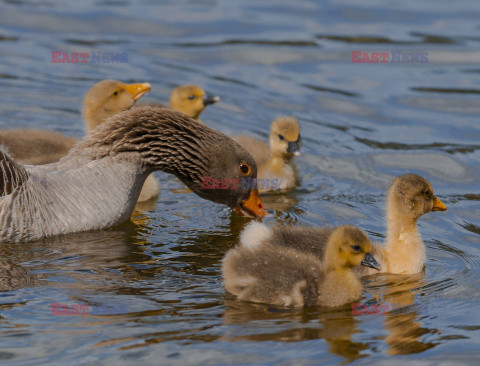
[169,85,220,120]
[269,117,301,158]
[326,226,381,271]
[83,79,151,132]
[80,106,265,218]
[386,174,446,225]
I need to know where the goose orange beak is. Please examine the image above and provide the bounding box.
[235,189,266,218]
[125,82,151,102]
[432,196,447,211]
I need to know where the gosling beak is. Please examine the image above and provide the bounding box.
[235,189,266,218]
[432,196,447,211]
[203,93,220,106]
[361,253,382,271]
[287,140,301,156]
[124,82,152,102]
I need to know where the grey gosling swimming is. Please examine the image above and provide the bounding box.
[222,225,380,308]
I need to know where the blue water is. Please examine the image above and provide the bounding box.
[1,0,480,364]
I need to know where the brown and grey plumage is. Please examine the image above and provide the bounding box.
[234,116,301,193]
[0,107,265,243]
[222,225,380,308]
[123,84,220,200]
[239,174,447,276]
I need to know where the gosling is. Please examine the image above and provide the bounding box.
[234,116,301,193]
[238,174,446,275]
[222,225,380,308]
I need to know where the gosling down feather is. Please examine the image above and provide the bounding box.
[140,85,220,121]
[234,116,301,193]
[222,225,380,308]
[0,107,265,243]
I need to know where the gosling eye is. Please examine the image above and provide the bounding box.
[113,91,119,96]
[188,95,195,100]
[423,190,432,199]
[351,245,361,252]
[238,163,251,176]
[278,134,285,141]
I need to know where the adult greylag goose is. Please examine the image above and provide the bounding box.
[0,107,265,243]
[234,116,301,193]
[238,174,446,275]
[222,225,380,308]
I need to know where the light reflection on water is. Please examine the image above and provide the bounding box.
[1,0,480,364]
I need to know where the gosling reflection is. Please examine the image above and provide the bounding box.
[365,272,437,355]
[221,299,367,362]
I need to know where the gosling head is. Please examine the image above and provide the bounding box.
[327,226,381,271]
[269,116,301,158]
[387,174,447,224]
[169,85,220,120]
[83,79,151,132]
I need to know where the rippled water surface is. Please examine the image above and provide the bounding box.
[1,0,480,364]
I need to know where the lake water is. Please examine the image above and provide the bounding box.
[1,0,480,364]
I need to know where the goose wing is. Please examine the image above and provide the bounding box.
[0,150,29,196]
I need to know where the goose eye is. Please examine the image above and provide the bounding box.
[278,134,285,141]
[351,245,361,252]
[113,91,119,96]
[188,95,195,100]
[423,190,432,198]
[239,163,251,176]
